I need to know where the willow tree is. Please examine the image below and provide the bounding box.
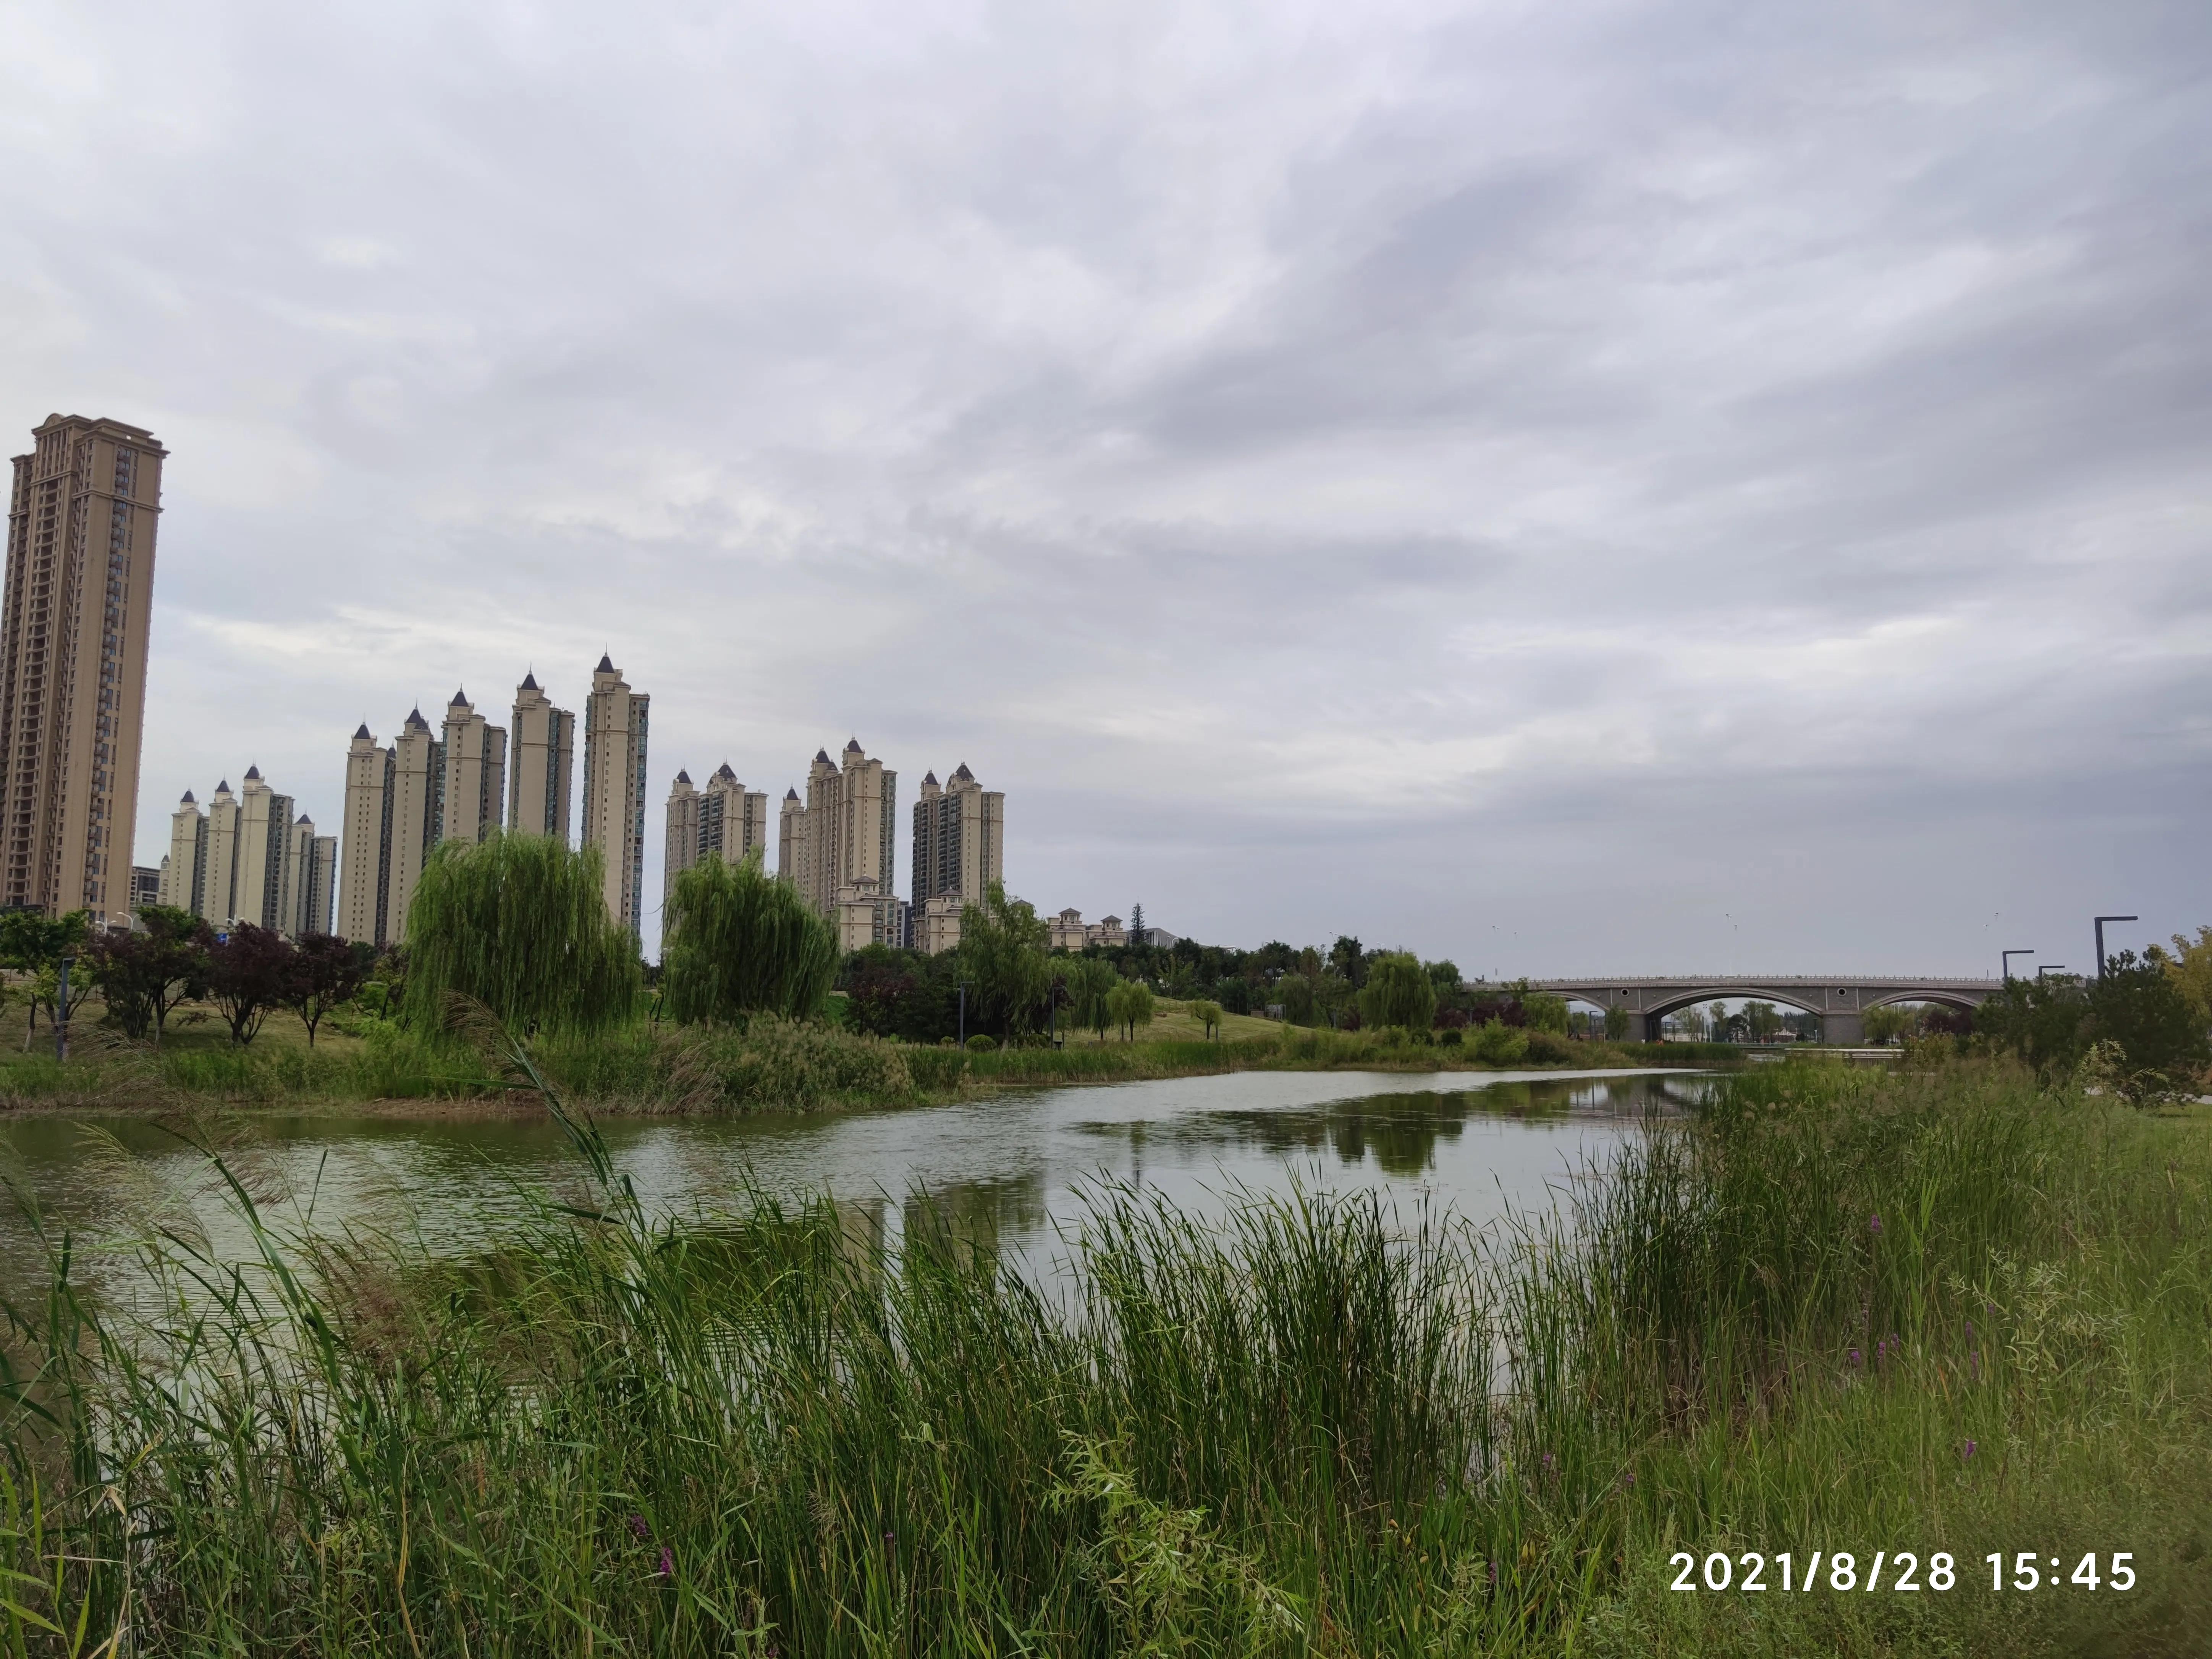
[661,851,836,1024]
[1356,952,1436,1033]
[403,832,641,1037]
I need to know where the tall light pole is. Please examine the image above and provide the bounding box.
[2038,965,2065,978]
[2093,916,2138,982]
[2002,949,2036,983]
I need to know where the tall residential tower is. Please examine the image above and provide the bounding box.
[779,738,899,949]
[0,415,165,924]
[663,762,769,912]
[507,671,573,842]
[580,655,648,939]
[911,763,1004,954]
[440,689,507,843]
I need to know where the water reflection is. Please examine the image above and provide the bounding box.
[0,1068,1699,1310]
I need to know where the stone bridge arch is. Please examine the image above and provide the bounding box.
[1529,976,2002,1045]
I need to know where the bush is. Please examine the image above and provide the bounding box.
[1471,1020,1529,1064]
[677,1016,915,1111]
[1523,1029,1577,1064]
[965,1034,997,1053]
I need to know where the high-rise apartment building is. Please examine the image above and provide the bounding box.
[202,780,241,928]
[580,655,648,939]
[663,763,770,910]
[508,671,573,842]
[441,689,507,843]
[160,770,333,935]
[162,789,207,913]
[0,415,165,924]
[778,739,897,944]
[335,710,444,946]
[910,763,1004,954]
[232,766,295,931]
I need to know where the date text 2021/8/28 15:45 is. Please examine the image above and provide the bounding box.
[1670,1552,2137,1593]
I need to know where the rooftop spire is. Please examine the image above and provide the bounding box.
[519,668,539,692]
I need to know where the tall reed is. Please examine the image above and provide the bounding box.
[0,1054,2204,1654]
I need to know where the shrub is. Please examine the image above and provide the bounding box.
[679,1015,915,1111]
[965,1034,997,1053]
[1470,1020,1529,1064]
[1523,1030,1577,1064]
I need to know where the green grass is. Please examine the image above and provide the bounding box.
[0,1054,2205,1653]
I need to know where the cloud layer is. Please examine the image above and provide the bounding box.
[3,0,2206,970]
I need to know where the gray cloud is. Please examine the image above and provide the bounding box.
[1,0,2205,970]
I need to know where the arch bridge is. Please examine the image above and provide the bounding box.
[1527,976,2002,1045]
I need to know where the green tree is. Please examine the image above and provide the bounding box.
[1190,998,1223,1040]
[662,851,835,1026]
[958,883,1052,1040]
[1520,989,1570,1035]
[1106,978,1155,1041]
[1975,975,2091,1073]
[0,908,89,972]
[1274,972,1317,1027]
[2149,926,2212,1028]
[1863,1004,1915,1045]
[1603,1005,1631,1041]
[1744,1000,1784,1043]
[1356,952,1436,1032]
[1328,935,1368,987]
[2089,951,2210,1099]
[1066,956,1119,1040]
[407,832,643,1037]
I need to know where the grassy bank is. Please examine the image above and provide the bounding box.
[0,1054,2205,1653]
[0,997,1710,1116]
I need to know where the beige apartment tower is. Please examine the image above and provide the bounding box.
[580,655,649,939]
[779,739,896,914]
[161,770,332,936]
[664,763,769,911]
[910,763,1004,954]
[508,672,573,842]
[0,415,165,924]
[441,689,507,843]
[161,790,207,913]
[335,709,443,948]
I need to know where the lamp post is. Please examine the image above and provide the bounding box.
[2093,916,2138,982]
[956,982,967,1049]
[2037,965,2065,978]
[54,954,72,1062]
[2001,949,2036,983]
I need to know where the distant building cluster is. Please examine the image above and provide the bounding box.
[334,657,647,948]
[0,414,1148,959]
[1048,909,1127,951]
[160,768,335,936]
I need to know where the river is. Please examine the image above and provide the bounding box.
[0,1067,1709,1307]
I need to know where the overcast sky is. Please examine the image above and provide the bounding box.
[3,0,2206,973]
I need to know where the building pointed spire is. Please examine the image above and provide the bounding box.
[519,668,538,691]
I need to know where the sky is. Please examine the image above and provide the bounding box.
[2,0,2206,973]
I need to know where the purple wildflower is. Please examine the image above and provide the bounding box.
[658,1545,674,1579]
[1961,1439,1977,1462]
[1869,1214,1882,1236]
[1622,1471,1636,1489]
[1965,1319,1976,1344]
[1849,1347,1863,1367]
[627,1514,650,1542]
[1541,1451,1554,1468]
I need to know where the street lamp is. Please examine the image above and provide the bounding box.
[2037,965,2065,978]
[2001,949,2036,983]
[54,954,72,1062]
[2093,916,2139,982]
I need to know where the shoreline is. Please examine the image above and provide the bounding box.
[0,1039,1737,1123]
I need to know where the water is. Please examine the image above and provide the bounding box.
[0,1067,1707,1306]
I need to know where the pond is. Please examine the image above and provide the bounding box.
[0,1067,1711,1305]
